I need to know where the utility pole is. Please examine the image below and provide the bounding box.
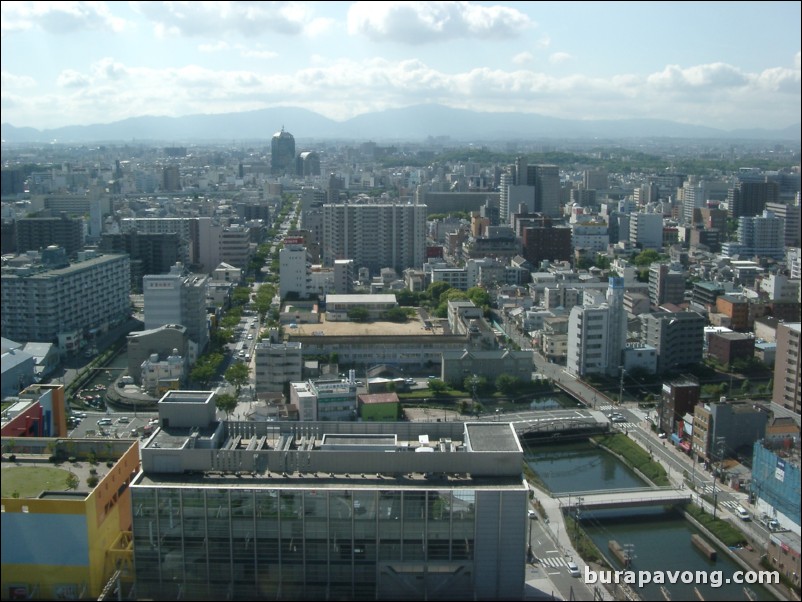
[712,436,726,519]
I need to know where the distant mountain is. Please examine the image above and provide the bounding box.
[2,104,799,143]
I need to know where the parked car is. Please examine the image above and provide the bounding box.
[736,506,751,521]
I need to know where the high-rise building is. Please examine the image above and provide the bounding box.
[1,250,130,352]
[649,263,685,307]
[162,165,181,191]
[16,215,85,257]
[130,395,528,601]
[566,278,626,378]
[99,231,182,292]
[721,210,785,260]
[271,127,296,174]
[727,181,779,219]
[143,263,209,354]
[295,151,321,177]
[322,203,426,274]
[333,259,355,294]
[641,311,705,373]
[629,212,664,250]
[279,239,310,299]
[765,201,801,247]
[773,322,801,415]
[527,164,561,218]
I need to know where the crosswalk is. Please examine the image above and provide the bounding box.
[538,556,570,568]
[696,485,741,510]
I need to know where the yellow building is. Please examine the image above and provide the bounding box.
[1,439,139,600]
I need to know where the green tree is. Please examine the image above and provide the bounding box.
[65,472,79,491]
[428,379,448,395]
[426,281,452,306]
[495,374,520,395]
[466,287,491,308]
[632,249,661,267]
[347,307,370,322]
[215,393,238,418]
[190,362,215,387]
[382,307,410,322]
[232,286,251,306]
[225,362,250,393]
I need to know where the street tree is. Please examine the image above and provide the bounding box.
[215,393,238,418]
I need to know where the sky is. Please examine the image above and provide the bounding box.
[1,1,800,132]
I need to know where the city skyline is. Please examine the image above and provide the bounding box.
[1,1,800,132]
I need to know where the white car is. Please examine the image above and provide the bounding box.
[567,561,581,578]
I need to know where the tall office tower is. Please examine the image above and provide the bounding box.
[143,263,209,354]
[773,322,801,415]
[727,181,779,219]
[218,224,251,269]
[121,217,221,270]
[322,203,426,274]
[130,401,529,601]
[583,169,608,191]
[99,231,182,292]
[279,238,310,299]
[295,151,321,177]
[641,311,705,373]
[1,250,130,352]
[327,172,344,203]
[271,126,296,174]
[500,171,535,225]
[649,263,685,307]
[765,201,801,247]
[681,178,708,225]
[16,215,85,257]
[162,165,181,191]
[525,164,561,218]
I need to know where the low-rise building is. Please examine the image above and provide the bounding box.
[441,349,533,387]
[254,342,303,395]
[357,392,400,421]
[289,377,358,422]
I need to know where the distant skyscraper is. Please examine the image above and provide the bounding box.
[271,127,296,175]
[727,181,779,219]
[295,151,321,177]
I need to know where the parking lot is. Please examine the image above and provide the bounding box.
[67,411,159,439]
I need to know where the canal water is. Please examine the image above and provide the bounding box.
[524,440,777,601]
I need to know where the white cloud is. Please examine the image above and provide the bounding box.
[240,48,279,60]
[1,71,37,88]
[6,57,801,130]
[199,41,230,53]
[1,1,126,34]
[549,52,571,64]
[794,50,801,70]
[347,1,533,44]
[536,35,551,48]
[513,52,534,65]
[57,69,91,88]
[132,1,322,38]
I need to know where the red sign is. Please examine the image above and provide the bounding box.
[284,236,304,245]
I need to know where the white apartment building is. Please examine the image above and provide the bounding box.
[571,220,609,253]
[322,203,426,274]
[254,341,303,394]
[143,263,209,354]
[279,242,310,299]
[1,251,131,352]
[629,212,664,250]
[289,378,358,421]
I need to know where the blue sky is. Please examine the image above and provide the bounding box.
[1,1,800,131]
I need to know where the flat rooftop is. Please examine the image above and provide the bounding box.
[293,313,433,337]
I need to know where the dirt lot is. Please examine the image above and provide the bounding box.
[294,312,434,337]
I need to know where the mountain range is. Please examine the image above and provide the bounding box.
[2,104,799,144]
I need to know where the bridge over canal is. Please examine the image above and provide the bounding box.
[553,487,692,510]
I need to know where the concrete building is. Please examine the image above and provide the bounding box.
[15,215,85,257]
[279,239,310,299]
[649,263,685,307]
[254,341,303,395]
[289,377,358,421]
[130,395,528,601]
[441,348,533,386]
[271,127,296,174]
[143,263,209,355]
[357,392,400,421]
[322,204,426,274]
[295,150,321,177]
[99,231,183,291]
[692,400,769,463]
[333,259,355,294]
[127,324,190,384]
[219,224,252,269]
[751,440,801,536]
[707,331,755,367]
[1,439,140,600]
[722,210,786,261]
[773,322,801,415]
[659,379,700,436]
[641,311,705,374]
[629,212,664,250]
[324,294,398,321]
[727,181,778,219]
[140,350,185,396]
[566,278,626,378]
[1,250,131,353]
[715,295,750,332]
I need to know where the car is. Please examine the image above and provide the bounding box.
[117,416,130,423]
[528,510,537,519]
[567,561,581,578]
[247,334,254,340]
[658,432,667,439]
[736,507,751,521]
[97,418,113,426]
